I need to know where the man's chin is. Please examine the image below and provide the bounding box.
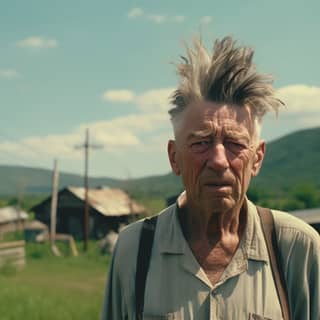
[201,196,236,213]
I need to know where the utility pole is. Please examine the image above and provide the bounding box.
[75,128,102,251]
[125,168,134,219]
[15,179,26,235]
[50,159,61,256]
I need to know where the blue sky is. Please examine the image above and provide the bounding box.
[0,0,319,179]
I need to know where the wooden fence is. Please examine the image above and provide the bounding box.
[0,240,26,269]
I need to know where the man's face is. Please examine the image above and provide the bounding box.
[168,101,265,213]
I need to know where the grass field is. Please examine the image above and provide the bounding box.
[0,241,110,320]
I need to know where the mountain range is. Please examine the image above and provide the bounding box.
[0,127,319,200]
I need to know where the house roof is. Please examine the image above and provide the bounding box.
[67,186,146,217]
[0,206,28,224]
[290,207,320,224]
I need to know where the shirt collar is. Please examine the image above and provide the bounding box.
[158,196,269,263]
[240,199,269,263]
[158,203,186,254]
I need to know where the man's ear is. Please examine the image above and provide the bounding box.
[251,141,265,177]
[167,140,181,176]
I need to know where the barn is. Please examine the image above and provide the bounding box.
[31,186,146,240]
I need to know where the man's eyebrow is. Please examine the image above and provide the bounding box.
[223,128,250,141]
[187,129,213,141]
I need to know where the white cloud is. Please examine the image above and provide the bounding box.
[172,15,186,23]
[102,89,135,103]
[0,111,170,162]
[0,135,82,163]
[147,14,167,24]
[101,87,174,113]
[16,36,58,49]
[15,83,315,166]
[277,84,320,113]
[0,69,20,79]
[136,88,173,112]
[127,8,185,24]
[81,113,168,149]
[295,114,320,127]
[200,16,212,24]
[128,7,144,19]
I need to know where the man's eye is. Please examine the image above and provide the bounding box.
[190,141,211,153]
[224,141,246,152]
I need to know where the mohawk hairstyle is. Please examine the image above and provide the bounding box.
[169,36,284,122]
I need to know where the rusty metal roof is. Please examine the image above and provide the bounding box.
[0,206,28,224]
[67,186,146,217]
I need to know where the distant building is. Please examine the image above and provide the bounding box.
[31,186,146,240]
[0,206,28,237]
[24,220,48,242]
[290,207,320,233]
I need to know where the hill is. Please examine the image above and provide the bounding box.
[250,126,320,193]
[0,166,120,195]
[0,164,183,199]
[0,127,319,204]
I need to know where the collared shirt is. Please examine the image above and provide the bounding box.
[102,199,320,320]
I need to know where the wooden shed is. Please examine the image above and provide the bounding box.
[0,240,26,270]
[31,186,146,240]
[0,206,28,238]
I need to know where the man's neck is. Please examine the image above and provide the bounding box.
[177,192,247,245]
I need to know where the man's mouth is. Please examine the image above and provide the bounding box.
[203,180,232,187]
[202,180,233,194]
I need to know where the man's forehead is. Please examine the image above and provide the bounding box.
[186,126,251,141]
[180,101,254,132]
[204,102,252,119]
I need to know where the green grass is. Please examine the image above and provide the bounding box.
[0,241,110,320]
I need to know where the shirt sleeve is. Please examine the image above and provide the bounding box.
[276,219,320,320]
[101,241,126,320]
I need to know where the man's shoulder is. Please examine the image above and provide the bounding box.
[115,204,176,256]
[271,209,320,251]
[271,209,320,317]
[120,203,175,235]
[110,204,176,281]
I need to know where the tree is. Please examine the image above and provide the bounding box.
[293,184,320,209]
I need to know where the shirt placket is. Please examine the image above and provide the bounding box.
[209,289,219,319]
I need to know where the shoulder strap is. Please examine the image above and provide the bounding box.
[135,216,158,320]
[256,206,291,320]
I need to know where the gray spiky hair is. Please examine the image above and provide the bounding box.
[169,36,284,123]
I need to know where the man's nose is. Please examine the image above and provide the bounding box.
[206,143,229,171]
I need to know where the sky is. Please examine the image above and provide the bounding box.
[0,0,319,179]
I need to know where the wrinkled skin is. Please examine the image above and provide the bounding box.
[168,101,265,233]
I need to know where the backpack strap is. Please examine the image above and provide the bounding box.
[256,206,291,320]
[135,216,158,320]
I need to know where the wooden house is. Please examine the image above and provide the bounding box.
[31,186,146,240]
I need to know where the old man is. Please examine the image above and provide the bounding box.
[102,36,320,320]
